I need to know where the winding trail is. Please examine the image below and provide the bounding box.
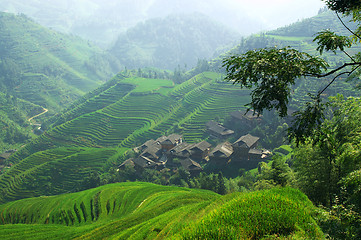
[28,107,48,122]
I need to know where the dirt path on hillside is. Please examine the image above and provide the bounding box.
[28,107,48,122]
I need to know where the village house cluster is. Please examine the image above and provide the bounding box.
[119,110,270,175]
[0,149,16,172]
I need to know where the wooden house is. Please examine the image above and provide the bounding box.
[180,158,203,176]
[133,156,164,170]
[167,140,211,162]
[141,143,163,162]
[187,141,211,161]
[136,139,156,152]
[0,152,11,164]
[232,134,260,157]
[208,142,233,165]
[160,134,183,151]
[230,110,261,128]
[206,120,234,139]
[118,158,136,170]
[168,142,191,159]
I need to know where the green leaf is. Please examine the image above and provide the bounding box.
[313,30,352,55]
[222,47,327,117]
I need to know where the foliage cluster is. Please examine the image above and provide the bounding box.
[221,1,361,238]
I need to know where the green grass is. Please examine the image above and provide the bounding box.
[177,187,323,240]
[121,77,174,94]
[265,34,313,42]
[0,182,323,239]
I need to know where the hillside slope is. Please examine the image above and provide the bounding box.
[0,72,252,202]
[0,12,121,113]
[0,92,43,152]
[110,14,239,70]
[0,182,323,239]
[2,9,361,203]
[213,10,361,108]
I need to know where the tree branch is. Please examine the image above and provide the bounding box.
[305,62,361,78]
[342,50,357,63]
[336,12,361,41]
[318,71,351,95]
[317,63,360,96]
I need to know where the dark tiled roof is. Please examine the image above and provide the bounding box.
[233,134,259,148]
[230,110,261,120]
[248,148,263,155]
[161,134,182,145]
[161,139,174,145]
[155,136,168,144]
[189,141,211,152]
[141,143,162,160]
[0,152,11,160]
[206,121,234,136]
[209,142,233,158]
[118,158,135,168]
[141,139,156,148]
[180,158,202,171]
[133,156,157,168]
[169,142,190,154]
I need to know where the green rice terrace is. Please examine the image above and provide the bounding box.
[3,65,359,204]
[43,71,249,148]
[0,182,323,240]
[1,8,359,240]
[0,71,253,202]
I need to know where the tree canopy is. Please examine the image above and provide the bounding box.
[325,0,361,14]
[223,1,361,144]
[223,2,361,238]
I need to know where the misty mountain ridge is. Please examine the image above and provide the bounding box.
[0,12,121,112]
[0,0,317,48]
[110,13,240,70]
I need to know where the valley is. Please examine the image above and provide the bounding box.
[0,4,361,239]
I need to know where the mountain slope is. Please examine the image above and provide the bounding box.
[0,92,43,152]
[0,72,251,202]
[0,12,121,113]
[212,9,361,108]
[110,14,239,70]
[0,182,323,239]
[2,9,360,203]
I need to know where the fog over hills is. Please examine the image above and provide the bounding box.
[0,0,324,47]
[110,13,240,70]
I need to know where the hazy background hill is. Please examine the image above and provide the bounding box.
[0,0,324,47]
[110,14,239,70]
[0,12,121,151]
[0,12,121,113]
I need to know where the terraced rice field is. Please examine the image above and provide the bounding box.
[38,72,251,147]
[0,182,323,240]
[2,71,252,203]
[0,147,118,203]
